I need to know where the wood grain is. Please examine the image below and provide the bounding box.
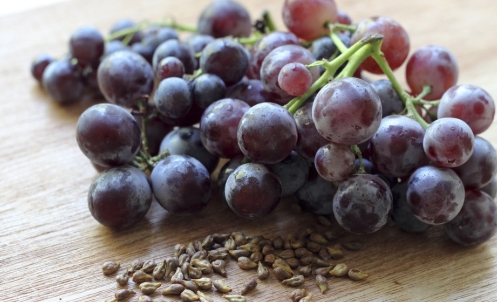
[1,0,497,301]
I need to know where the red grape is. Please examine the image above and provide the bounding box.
[423,117,474,167]
[277,62,313,96]
[406,45,458,100]
[314,143,355,182]
[312,77,382,145]
[351,16,410,74]
[156,56,185,80]
[437,84,495,135]
[282,0,338,41]
[197,0,252,38]
[294,102,330,162]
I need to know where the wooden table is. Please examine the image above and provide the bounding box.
[2,0,497,301]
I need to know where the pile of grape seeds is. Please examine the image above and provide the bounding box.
[30,0,497,300]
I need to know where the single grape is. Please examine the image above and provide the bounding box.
[97,50,154,108]
[333,174,393,235]
[42,58,85,105]
[337,10,352,25]
[192,74,227,109]
[237,102,298,164]
[88,166,152,229]
[423,117,474,167]
[407,166,465,225]
[151,155,212,215]
[390,181,431,233]
[282,0,338,41]
[156,56,185,80]
[109,19,143,45]
[76,103,141,166]
[197,0,252,38]
[159,127,219,173]
[406,45,458,100]
[452,136,497,189]
[296,167,337,215]
[369,79,405,117]
[350,16,410,74]
[260,44,319,103]
[200,98,250,158]
[294,103,330,162]
[152,39,196,74]
[268,150,310,197]
[314,143,355,182]
[437,84,495,135]
[248,31,300,80]
[226,79,272,106]
[31,54,54,83]
[217,156,244,202]
[154,77,192,119]
[277,62,313,96]
[445,190,497,246]
[369,115,429,177]
[69,26,105,66]
[199,38,249,86]
[312,77,382,145]
[225,163,281,219]
[481,176,497,199]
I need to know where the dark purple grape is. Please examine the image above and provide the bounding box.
[369,79,405,117]
[88,166,152,229]
[407,166,465,225]
[192,74,227,109]
[200,98,250,158]
[226,79,272,107]
[152,39,196,74]
[311,33,351,61]
[156,56,185,80]
[91,161,110,173]
[134,109,173,156]
[445,190,497,246]
[296,167,337,215]
[153,77,192,119]
[151,155,212,215]
[333,174,393,234]
[109,19,143,45]
[390,181,431,233]
[260,44,319,103]
[31,54,54,83]
[131,42,156,64]
[197,0,252,38]
[248,31,300,80]
[97,50,154,108]
[76,103,141,166]
[141,26,179,50]
[42,58,85,105]
[217,156,244,202]
[312,77,382,145]
[159,127,219,173]
[354,158,375,174]
[199,38,249,86]
[237,102,298,164]
[103,40,131,58]
[225,163,282,219]
[69,26,105,65]
[452,136,497,189]
[158,102,205,127]
[437,84,495,135]
[294,103,330,162]
[268,150,310,197]
[314,143,355,182]
[423,117,474,167]
[185,34,215,54]
[369,115,429,178]
[481,176,497,199]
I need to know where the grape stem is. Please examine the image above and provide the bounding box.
[351,145,366,174]
[105,20,196,42]
[328,24,349,54]
[262,10,277,32]
[369,44,431,129]
[285,34,384,114]
[236,32,263,46]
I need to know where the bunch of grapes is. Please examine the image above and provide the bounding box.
[32,0,497,247]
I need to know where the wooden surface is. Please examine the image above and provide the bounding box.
[2,0,497,301]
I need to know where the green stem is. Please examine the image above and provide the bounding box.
[351,145,366,174]
[412,99,440,106]
[136,99,151,160]
[237,32,262,46]
[284,34,384,114]
[329,25,348,53]
[105,20,196,42]
[334,44,372,79]
[262,10,277,32]
[161,21,197,32]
